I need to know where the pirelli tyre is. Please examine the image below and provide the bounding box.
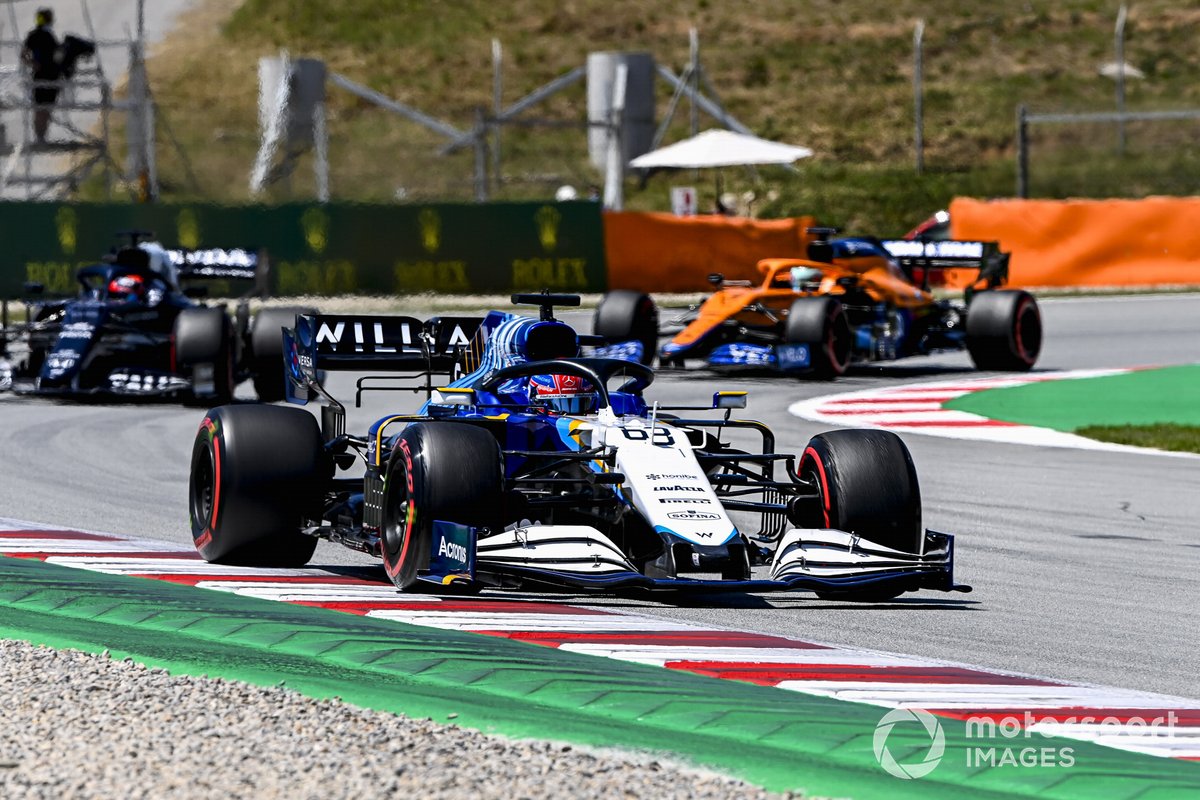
[593,290,658,366]
[965,289,1041,371]
[784,296,852,379]
[190,404,325,567]
[249,306,316,402]
[794,429,922,601]
[174,307,234,403]
[381,423,503,591]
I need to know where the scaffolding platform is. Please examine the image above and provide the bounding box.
[0,1,154,200]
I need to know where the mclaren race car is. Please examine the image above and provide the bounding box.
[594,228,1042,378]
[0,233,311,402]
[188,293,967,598]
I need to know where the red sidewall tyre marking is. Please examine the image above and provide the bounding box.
[384,438,417,579]
[801,446,832,528]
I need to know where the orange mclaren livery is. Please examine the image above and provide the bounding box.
[594,229,1042,379]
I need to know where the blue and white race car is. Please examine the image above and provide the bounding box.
[188,293,967,598]
[1,233,310,402]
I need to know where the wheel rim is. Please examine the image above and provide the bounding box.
[826,308,852,373]
[383,484,408,559]
[382,453,415,578]
[191,445,216,531]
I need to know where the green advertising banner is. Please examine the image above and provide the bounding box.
[0,201,607,298]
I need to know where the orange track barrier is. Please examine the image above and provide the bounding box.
[604,211,817,292]
[950,196,1200,287]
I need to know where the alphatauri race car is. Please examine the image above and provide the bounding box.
[0,233,311,402]
[594,228,1041,378]
[188,293,967,598]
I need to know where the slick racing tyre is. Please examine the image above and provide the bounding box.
[965,289,1041,371]
[794,429,922,552]
[190,404,325,567]
[174,307,234,403]
[381,423,502,591]
[795,429,922,602]
[593,290,659,366]
[784,296,852,379]
[249,306,316,402]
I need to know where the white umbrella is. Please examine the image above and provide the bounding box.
[629,129,813,169]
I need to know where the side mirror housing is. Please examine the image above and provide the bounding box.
[23,281,44,296]
[183,286,208,299]
[432,388,476,406]
[713,391,747,410]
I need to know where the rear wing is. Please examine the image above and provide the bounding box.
[168,247,262,282]
[880,239,1009,291]
[283,313,483,407]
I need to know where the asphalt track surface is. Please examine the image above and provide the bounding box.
[0,293,1197,698]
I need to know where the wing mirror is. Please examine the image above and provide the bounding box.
[432,387,476,406]
[23,281,44,296]
[712,391,747,409]
[183,286,208,299]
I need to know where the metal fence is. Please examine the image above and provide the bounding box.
[1017,106,1200,199]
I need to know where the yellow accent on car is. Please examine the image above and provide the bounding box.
[373,415,422,466]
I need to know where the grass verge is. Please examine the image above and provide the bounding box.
[1076,423,1200,454]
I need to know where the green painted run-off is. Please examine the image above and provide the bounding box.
[946,365,1200,431]
[0,556,1197,798]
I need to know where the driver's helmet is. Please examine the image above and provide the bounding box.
[790,265,824,291]
[107,273,146,302]
[529,373,597,414]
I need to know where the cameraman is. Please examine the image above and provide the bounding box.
[21,7,60,143]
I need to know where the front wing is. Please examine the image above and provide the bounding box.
[427,521,967,595]
[705,342,812,372]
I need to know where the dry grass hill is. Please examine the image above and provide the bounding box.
[134,0,1200,233]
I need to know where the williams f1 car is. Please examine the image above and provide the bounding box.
[188,293,967,598]
[594,228,1042,378]
[0,233,311,402]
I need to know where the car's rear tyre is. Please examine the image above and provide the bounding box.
[249,306,316,402]
[965,290,1041,371]
[794,429,922,601]
[175,307,234,403]
[381,423,503,591]
[594,290,658,366]
[189,404,324,567]
[784,296,852,379]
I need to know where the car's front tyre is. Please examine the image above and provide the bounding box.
[175,307,234,404]
[380,423,503,591]
[784,296,852,379]
[793,429,923,601]
[594,290,659,366]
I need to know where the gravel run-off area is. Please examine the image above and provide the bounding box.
[0,640,788,800]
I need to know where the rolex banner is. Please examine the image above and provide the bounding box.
[0,201,607,298]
